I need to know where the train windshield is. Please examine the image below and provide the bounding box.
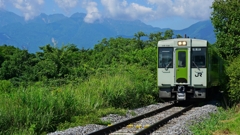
[178,51,186,67]
[191,47,206,68]
[158,47,173,68]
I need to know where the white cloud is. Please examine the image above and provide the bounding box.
[3,0,213,23]
[52,37,57,47]
[0,0,5,8]
[101,0,154,21]
[54,0,78,12]
[11,0,44,20]
[147,0,213,20]
[83,1,101,23]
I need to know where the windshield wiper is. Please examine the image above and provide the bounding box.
[192,61,200,70]
[165,61,172,70]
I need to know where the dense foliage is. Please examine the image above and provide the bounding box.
[225,56,240,103]
[0,30,177,134]
[211,0,240,60]
[0,30,173,84]
[211,0,240,104]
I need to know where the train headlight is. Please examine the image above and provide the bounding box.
[178,41,182,46]
[177,41,187,46]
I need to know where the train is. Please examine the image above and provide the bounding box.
[157,38,223,101]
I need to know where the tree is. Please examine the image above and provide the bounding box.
[34,44,81,80]
[176,34,183,38]
[0,49,37,81]
[211,0,240,60]
[0,45,20,66]
[148,32,164,46]
[163,30,174,39]
[134,31,147,49]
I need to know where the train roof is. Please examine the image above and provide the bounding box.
[157,38,208,47]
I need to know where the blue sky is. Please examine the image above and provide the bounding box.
[0,0,213,30]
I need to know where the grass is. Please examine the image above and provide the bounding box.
[0,85,84,134]
[1,71,240,135]
[190,104,240,135]
[57,107,127,130]
[0,65,158,134]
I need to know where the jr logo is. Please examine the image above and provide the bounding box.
[195,73,202,77]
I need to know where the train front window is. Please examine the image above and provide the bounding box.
[191,47,206,68]
[158,47,173,68]
[178,51,186,67]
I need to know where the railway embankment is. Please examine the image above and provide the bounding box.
[48,101,218,135]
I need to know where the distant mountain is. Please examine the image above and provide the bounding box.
[0,10,216,52]
[174,20,216,43]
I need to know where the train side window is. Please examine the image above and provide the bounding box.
[158,47,173,68]
[192,48,206,68]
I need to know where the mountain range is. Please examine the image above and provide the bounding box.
[0,10,216,52]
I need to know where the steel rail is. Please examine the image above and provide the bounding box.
[87,103,175,135]
[135,104,194,135]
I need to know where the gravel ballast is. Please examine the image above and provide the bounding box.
[48,102,218,135]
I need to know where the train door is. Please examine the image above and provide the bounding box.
[175,49,188,83]
[175,48,188,100]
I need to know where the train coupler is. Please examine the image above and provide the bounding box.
[177,85,186,100]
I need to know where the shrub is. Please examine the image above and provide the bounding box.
[226,55,240,103]
[0,80,13,93]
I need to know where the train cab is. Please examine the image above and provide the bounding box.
[157,38,209,101]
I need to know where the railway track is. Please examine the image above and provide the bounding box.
[87,103,195,135]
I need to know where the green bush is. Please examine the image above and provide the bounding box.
[0,80,13,93]
[226,55,240,103]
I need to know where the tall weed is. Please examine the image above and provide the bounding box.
[0,64,158,134]
[90,64,157,108]
[0,85,86,134]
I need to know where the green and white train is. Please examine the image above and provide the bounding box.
[158,38,223,101]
